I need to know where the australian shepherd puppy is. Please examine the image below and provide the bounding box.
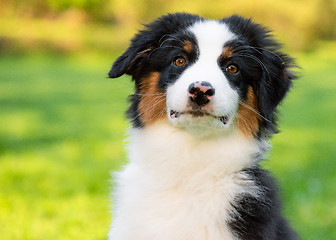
[108,13,298,240]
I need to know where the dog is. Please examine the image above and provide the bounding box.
[108,13,298,240]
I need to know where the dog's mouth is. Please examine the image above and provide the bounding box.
[169,110,229,125]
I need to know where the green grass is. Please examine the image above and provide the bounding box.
[1,43,336,240]
[0,53,133,239]
[265,43,336,239]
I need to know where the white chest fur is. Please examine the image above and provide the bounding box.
[108,121,266,240]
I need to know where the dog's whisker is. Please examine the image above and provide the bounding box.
[133,92,166,96]
[234,45,287,66]
[147,46,184,60]
[157,108,167,120]
[234,45,263,55]
[235,54,272,80]
[159,34,185,45]
[251,46,287,65]
[148,106,167,123]
[238,100,272,123]
[159,38,182,48]
[130,96,166,122]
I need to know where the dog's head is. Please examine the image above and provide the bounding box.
[109,13,296,138]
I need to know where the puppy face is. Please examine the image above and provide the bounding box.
[166,21,238,134]
[109,13,295,138]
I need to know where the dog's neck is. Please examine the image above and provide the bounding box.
[127,120,269,175]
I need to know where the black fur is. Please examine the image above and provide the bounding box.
[229,167,298,240]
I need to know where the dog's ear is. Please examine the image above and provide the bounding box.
[108,43,154,79]
[108,13,202,79]
[256,48,296,133]
[223,15,296,126]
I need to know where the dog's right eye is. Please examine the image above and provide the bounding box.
[174,57,187,67]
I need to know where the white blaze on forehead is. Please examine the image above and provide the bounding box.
[190,20,236,61]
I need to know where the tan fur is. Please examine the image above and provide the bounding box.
[138,72,166,125]
[183,41,193,53]
[221,46,234,58]
[237,86,261,137]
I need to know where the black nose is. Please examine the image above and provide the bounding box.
[188,81,215,106]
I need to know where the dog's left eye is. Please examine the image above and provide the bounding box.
[174,57,187,67]
[226,64,239,74]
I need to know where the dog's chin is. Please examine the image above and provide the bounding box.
[167,109,233,136]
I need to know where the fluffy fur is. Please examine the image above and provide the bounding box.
[108,13,298,240]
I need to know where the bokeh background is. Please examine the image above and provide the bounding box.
[0,0,335,239]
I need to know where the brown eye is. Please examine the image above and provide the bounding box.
[226,64,239,74]
[174,57,186,67]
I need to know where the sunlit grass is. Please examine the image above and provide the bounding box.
[0,43,336,239]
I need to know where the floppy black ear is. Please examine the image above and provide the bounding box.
[257,49,296,130]
[108,13,202,79]
[222,15,296,129]
[108,45,153,78]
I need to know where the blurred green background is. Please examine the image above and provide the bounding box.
[0,0,335,239]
